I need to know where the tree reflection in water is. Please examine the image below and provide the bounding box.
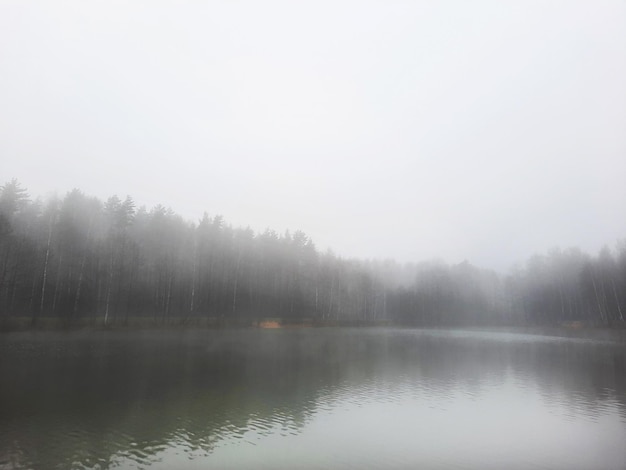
[0,328,625,469]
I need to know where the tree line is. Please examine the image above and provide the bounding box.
[0,179,624,327]
[0,179,386,326]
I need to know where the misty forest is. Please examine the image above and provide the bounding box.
[1,178,624,329]
[2,1,626,469]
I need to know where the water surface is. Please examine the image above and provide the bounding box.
[1,328,625,469]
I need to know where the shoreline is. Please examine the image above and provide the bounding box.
[2,317,625,340]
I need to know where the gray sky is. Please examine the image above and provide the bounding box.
[1,1,625,271]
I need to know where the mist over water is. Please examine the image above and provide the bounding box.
[1,2,625,469]
[1,328,625,470]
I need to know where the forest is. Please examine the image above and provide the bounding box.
[0,179,624,329]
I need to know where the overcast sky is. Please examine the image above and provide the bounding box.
[1,1,625,271]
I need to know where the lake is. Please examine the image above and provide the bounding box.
[1,328,625,470]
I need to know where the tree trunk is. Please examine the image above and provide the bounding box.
[37,220,53,323]
[73,254,87,319]
[104,253,113,326]
[611,279,624,322]
[165,272,173,321]
[590,272,606,324]
[51,254,63,316]
[327,275,334,320]
[232,250,242,314]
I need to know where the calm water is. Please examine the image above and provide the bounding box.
[1,328,625,470]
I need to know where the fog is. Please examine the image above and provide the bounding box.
[1,1,625,270]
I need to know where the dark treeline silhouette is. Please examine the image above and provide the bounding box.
[0,179,624,327]
[0,179,387,326]
[385,260,508,326]
[506,246,626,326]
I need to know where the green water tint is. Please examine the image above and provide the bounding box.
[1,328,625,469]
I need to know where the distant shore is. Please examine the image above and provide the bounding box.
[2,316,625,340]
[0,315,393,332]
